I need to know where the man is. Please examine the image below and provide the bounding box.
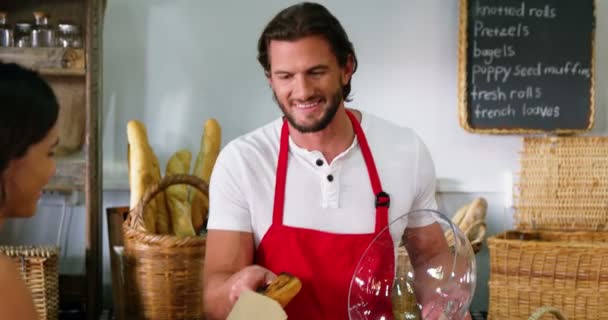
[203,2,471,319]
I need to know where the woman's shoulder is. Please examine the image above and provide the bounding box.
[0,253,21,283]
[0,253,14,269]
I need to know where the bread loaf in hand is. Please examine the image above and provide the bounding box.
[165,150,196,237]
[262,273,302,308]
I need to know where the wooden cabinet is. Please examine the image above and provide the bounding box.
[0,1,105,319]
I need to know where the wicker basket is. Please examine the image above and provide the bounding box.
[488,231,608,319]
[488,137,608,320]
[122,174,208,320]
[0,246,59,320]
[528,306,567,320]
[515,137,608,232]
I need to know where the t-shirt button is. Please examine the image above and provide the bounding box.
[316,159,324,166]
[327,174,334,182]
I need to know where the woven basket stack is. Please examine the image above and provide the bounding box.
[488,137,608,320]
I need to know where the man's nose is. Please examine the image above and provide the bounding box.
[292,75,314,100]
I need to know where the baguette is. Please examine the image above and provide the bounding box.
[451,203,470,227]
[200,118,222,184]
[152,156,172,235]
[190,194,208,232]
[127,120,162,233]
[460,197,487,236]
[446,203,470,245]
[190,118,222,232]
[261,273,302,308]
[165,150,196,237]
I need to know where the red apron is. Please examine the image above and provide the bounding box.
[255,110,395,319]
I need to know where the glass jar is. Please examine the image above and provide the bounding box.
[31,11,55,47]
[57,23,82,48]
[14,22,32,48]
[0,11,12,47]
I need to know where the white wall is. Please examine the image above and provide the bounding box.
[0,0,605,312]
[101,0,608,193]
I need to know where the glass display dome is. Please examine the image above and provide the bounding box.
[348,209,476,320]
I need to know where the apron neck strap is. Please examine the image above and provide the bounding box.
[345,110,390,232]
[274,111,390,232]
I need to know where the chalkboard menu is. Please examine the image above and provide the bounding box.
[458,0,596,134]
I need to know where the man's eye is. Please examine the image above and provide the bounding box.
[309,71,326,78]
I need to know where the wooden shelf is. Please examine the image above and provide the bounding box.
[5,1,104,319]
[0,47,85,75]
[45,151,86,192]
[39,68,86,77]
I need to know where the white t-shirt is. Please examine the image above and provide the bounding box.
[207,111,438,249]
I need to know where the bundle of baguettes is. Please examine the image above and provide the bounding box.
[126,118,222,236]
[449,197,487,253]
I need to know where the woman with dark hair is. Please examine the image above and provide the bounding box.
[0,62,60,319]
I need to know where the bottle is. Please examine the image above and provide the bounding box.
[31,11,54,47]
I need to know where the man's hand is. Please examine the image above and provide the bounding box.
[420,282,472,320]
[228,265,277,304]
[203,230,258,319]
[404,223,473,320]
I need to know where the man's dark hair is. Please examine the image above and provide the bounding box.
[257,2,358,101]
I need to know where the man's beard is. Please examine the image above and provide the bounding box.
[274,89,342,133]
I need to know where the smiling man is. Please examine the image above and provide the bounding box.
[202,2,466,319]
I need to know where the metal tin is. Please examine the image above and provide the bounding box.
[0,12,12,47]
[57,23,82,48]
[14,22,32,48]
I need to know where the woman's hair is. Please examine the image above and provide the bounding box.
[0,62,59,202]
[257,2,358,101]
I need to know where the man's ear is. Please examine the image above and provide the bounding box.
[341,55,355,85]
[265,70,274,89]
